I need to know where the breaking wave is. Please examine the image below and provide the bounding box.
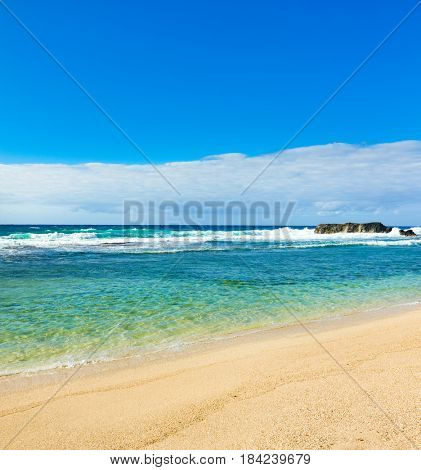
[0,226,419,253]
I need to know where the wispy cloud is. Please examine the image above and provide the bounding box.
[1,141,420,225]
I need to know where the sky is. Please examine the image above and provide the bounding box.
[1,141,421,225]
[0,0,420,224]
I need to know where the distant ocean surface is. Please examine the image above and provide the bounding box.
[1,224,420,375]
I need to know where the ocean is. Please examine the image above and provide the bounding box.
[1,224,420,375]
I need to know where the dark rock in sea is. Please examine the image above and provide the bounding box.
[399,229,416,237]
[314,222,392,234]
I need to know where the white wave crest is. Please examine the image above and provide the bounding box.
[0,226,419,253]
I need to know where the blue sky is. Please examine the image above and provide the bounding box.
[0,1,420,225]
[1,0,420,164]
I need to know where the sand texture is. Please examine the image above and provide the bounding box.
[0,308,420,450]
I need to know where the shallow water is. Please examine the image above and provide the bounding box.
[1,225,420,375]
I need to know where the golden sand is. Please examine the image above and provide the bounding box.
[0,308,420,449]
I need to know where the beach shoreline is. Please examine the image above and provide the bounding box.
[1,306,420,449]
[1,298,419,383]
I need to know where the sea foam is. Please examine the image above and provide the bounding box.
[0,226,419,253]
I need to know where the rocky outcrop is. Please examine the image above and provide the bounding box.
[399,229,416,237]
[314,222,392,234]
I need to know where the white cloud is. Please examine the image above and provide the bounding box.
[1,140,420,225]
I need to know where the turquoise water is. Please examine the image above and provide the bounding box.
[0,225,420,375]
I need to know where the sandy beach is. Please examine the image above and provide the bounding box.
[0,307,420,450]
